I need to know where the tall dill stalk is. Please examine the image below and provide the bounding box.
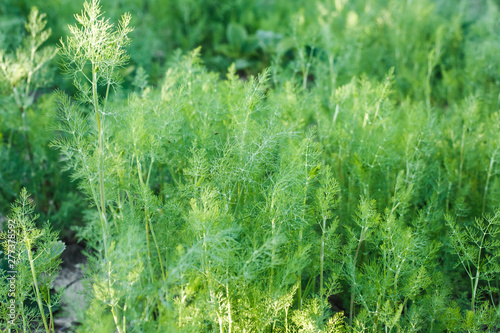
[315,165,340,297]
[346,197,379,326]
[59,0,132,255]
[58,1,132,331]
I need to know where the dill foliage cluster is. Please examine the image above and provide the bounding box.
[1,0,500,332]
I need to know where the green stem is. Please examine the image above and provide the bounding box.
[48,288,54,332]
[92,63,109,254]
[285,307,289,333]
[226,273,232,333]
[350,227,367,327]
[144,210,154,279]
[298,226,303,309]
[303,274,315,299]
[111,305,123,333]
[123,303,127,333]
[472,272,479,312]
[20,301,27,333]
[27,240,50,333]
[320,217,325,297]
[137,156,166,281]
[483,153,495,216]
[93,63,122,333]
[298,151,311,309]
[146,154,154,188]
[458,125,466,192]
[149,217,166,281]
[270,215,275,294]
[179,280,184,327]
[136,157,153,278]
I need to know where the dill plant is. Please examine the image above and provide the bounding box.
[344,174,439,331]
[0,7,56,176]
[446,210,500,313]
[38,0,500,331]
[54,0,135,331]
[0,6,72,222]
[314,165,340,298]
[0,189,64,333]
[57,0,132,254]
[164,61,322,331]
[89,49,344,331]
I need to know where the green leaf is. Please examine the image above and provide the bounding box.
[226,23,248,51]
[47,240,66,261]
